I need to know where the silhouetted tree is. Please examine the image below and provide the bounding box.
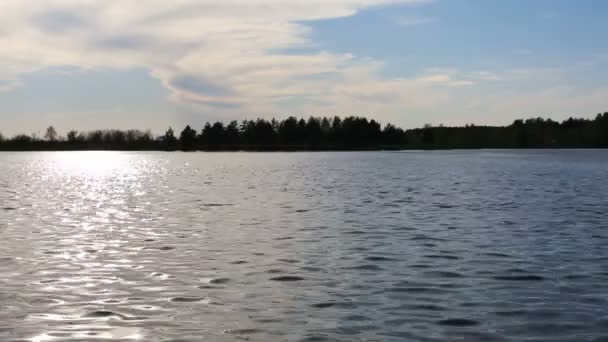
[2,112,608,151]
[278,116,299,145]
[421,124,434,146]
[44,126,58,142]
[254,119,277,145]
[297,118,307,144]
[330,116,342,144]
[383,123,407,145]
[200,122,227,147]
[305,117,322,146]
[225,120,240,145]
[162,127,178,149]
[108,130,126,145]
[137,130,154,145]
[179,125,197,149]
[66,130,79,144]
[320,117,331,136]
[11,134,34,146]
[596,112,608,147]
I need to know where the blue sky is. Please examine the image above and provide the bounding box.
[0,0,607,135]
[310,0,608,72]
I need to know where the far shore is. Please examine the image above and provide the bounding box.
[2,113,607,151]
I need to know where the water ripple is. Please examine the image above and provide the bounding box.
[0,150,607,341]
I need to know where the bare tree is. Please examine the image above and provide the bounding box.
[44,126,58,142]
[66,130,79,143]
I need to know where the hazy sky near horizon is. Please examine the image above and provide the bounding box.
[0,0,607,135]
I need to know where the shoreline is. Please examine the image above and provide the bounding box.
[1,146,607,152]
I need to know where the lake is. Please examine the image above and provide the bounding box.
[1,150,607,341]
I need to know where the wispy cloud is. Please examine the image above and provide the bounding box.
[0,0,604,131]
[418,74,450,83]
[0,79,19,92]
[0,0,430,114]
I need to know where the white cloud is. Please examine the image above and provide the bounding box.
[447,80,475,87]
[418,74,451,83]
[0,0,604,131]
[0,0,446,116]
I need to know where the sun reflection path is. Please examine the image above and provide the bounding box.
[47,151,139,179]
[23,152,159,342]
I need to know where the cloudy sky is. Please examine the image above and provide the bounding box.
[1,0,607,135]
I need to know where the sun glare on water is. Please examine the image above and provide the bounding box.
[48,151,137,178]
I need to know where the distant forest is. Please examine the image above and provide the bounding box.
[1,113,607,151]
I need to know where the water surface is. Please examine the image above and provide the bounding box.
[1,150,608,341]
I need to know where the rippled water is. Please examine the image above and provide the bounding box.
[1,150,608,341]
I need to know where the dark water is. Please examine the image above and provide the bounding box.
[1,150,607,342]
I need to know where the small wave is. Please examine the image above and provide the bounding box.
[424,254,460,260]
[266,269,285,274]
[562,274,589,280]
[226,328,263,335]
[82,310,139,321]
[389,287,450,294]
[424,270,463,278]
[170,297,209,303]
[230,260,248,264]
[344,230,368,235]
[344,314,370,322]
[209,277,231,284]
[270,276,304,282]
[365,256,397,262]
[278,258,300,264]
[345,264,383,271]
[300,266,323,272]
[410,235,446,242]
[143,246,175,251]
[437,318,479,326]
[494,310,527,317]
[404,304,446,311]
[493,275,544,281]
[481,252,513,258]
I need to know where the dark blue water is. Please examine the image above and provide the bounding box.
[1,150,607,341]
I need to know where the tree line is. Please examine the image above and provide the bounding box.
[1,113,607,151]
